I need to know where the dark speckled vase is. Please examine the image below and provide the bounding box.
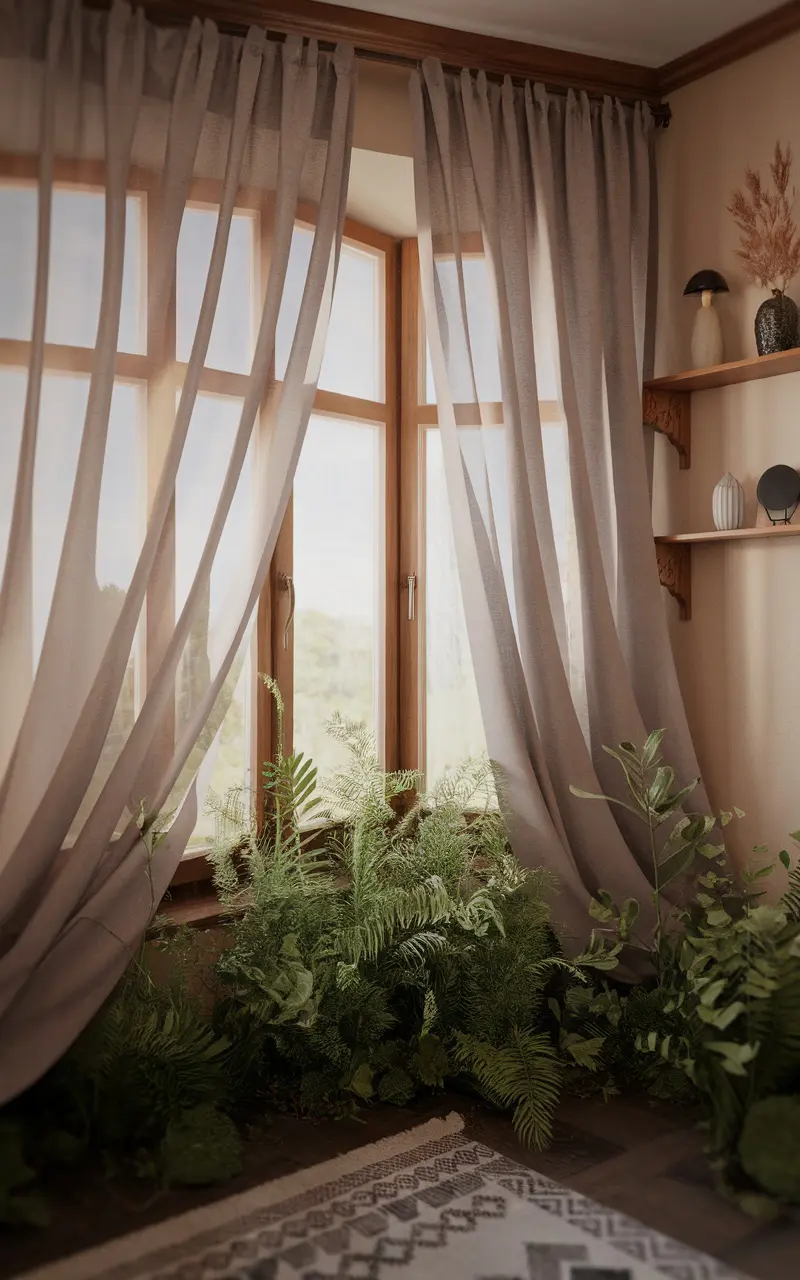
[755,290,799,355]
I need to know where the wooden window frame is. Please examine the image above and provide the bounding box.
[266,218,400,771]
[172,207,402,885]
[2,157,565,901]
[0,159,398,887]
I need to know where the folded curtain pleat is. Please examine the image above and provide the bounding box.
[0,0,356,1103]
[411,61,705,942]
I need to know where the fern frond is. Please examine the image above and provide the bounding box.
[391,931,449,967]
[318,714,417,825]
[424,756,496,813]
[77,964,232,1147]
[452,1026,562,1149]
[748,964,800,1097]
[781,857,800,922]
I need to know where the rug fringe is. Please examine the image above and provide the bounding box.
[20,1112,465,1280]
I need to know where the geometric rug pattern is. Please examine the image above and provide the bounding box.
[19,1116,750,1280]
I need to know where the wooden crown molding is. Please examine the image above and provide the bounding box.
[92,1,800,114]
[658,1,800,94]
[112,0,662,105]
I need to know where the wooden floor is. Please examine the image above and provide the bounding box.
[2,1092,799,1279]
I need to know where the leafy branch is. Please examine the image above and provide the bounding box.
[571,729,732,976]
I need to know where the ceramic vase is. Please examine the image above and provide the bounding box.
[755,290,799,355]
[712,472,745,531]
[691,292,724,368]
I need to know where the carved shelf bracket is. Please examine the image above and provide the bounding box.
[643,387,691,469]
[655,540,691,620]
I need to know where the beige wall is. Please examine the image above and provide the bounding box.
[655,33,800,870]
[348,60,416,237]
[353,61,414,157]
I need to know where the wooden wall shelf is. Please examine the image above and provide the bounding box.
[654,524,800,620]
[643,347,800,472]
[646,347,800,394]
[656,525,800,545]
[643,385,691,469]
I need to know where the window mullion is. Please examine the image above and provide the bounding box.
[383,240,400,773]
[256,196,295,809]
[145,183,177,779]
[399,238,423,778]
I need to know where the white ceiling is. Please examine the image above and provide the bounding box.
[317,0,779,67]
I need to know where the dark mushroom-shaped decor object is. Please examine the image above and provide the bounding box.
[684,270,729,370]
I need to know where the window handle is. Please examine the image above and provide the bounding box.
[407,573,416,622]
[279,572,295,649]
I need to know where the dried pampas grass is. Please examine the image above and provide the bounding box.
[728,142,800,294]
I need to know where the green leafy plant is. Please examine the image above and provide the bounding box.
[780,843,800,921]
[570,732,800,1210]
[161,1105,243,1187]
[3,927,233,1213]
[452,1028,561,1149]
[74,940,231,1150]
[0,687,585,1226]
[570,729,735,972]
[738,1096,800,1200]
[0,1121,49,1228]
[210,682,578,1148]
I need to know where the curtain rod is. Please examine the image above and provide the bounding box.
[352,45,671,126]
[85,2,671,127]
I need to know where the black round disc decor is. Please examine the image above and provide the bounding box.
[756,464,800,524]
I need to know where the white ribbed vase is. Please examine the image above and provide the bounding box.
[712,472,745,531]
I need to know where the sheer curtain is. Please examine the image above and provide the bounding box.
[411,61,704,940]
[0,0,355,1101]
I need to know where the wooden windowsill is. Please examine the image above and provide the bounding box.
[170,848,215,886]
[157,888,229,929]
[165,816,346,922]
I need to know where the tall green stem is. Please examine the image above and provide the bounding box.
[648,803,663,977]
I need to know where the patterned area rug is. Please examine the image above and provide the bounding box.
[21,1114,749,1280]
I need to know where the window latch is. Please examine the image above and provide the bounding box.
[407,573,416,622]
[278,572,295,649]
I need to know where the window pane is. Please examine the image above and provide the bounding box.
[175,393,253,622]
[186,642,252,849]
[177,207,256,374]
[0,371,144,840]
[322,241,382,399]
[425,428,487,784]
[0,185,144,352]
[543,423,570,572]
[424,421,571,784]
[275,227,312,381]
[423,257,559,404]
[277,227,383,399]
[175,392,254,841]
[0,367,26,588]
[0,188,35,344]
[26,374,143,663]
[293,416,381,778]
[0,371,143,635]
[425,257,501,403]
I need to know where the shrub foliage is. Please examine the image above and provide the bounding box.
[4,701,800,1224]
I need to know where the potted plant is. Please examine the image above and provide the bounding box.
[728,142,800,355]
